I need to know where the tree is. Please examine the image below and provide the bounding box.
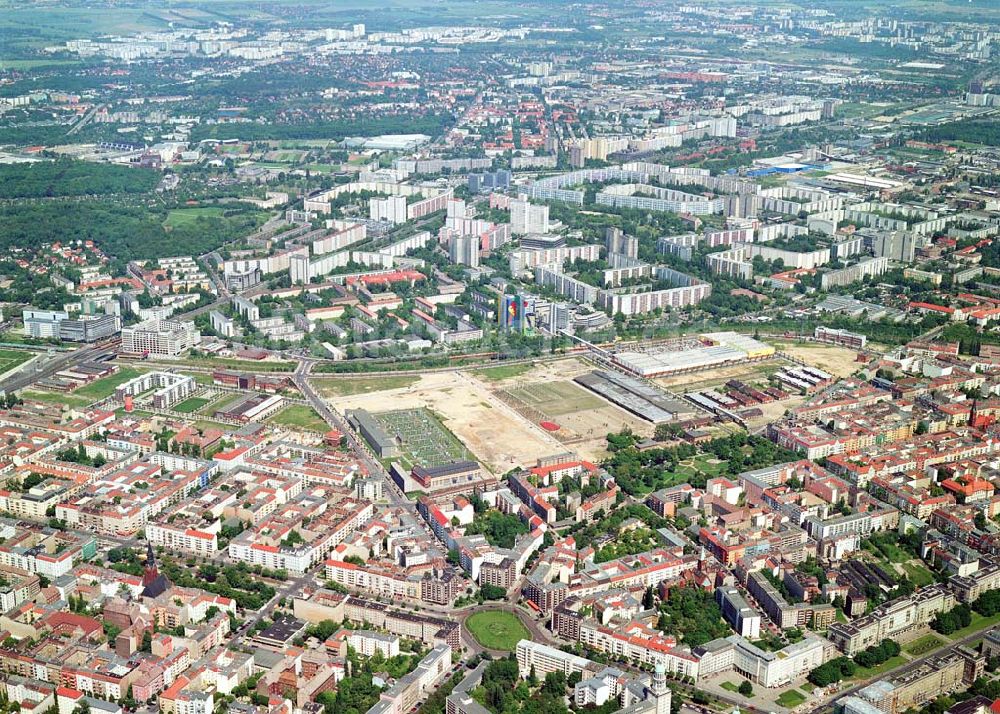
[738,680,753,697]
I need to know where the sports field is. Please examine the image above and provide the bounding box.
[374,407,472,468]
[464,611,530,652]
[504,381,604,416]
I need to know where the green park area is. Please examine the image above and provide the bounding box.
[269,404,328,432]
[465,611,531,652]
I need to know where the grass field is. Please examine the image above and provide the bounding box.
[269,404,327,432]
[464,611,530,652]
[315,375,419,397]
[179,371,216,386]
[164,207,226,229]
[74,367,147,400]
[0,348,33,376]
[720,682,741,694]
[901,561,936,587]
[905,634,944,656]
[505,381,604,416]
[775,690,808,708]
[472,363,535,382]
[374,407,471,468]
[173,397,211,413]
[949,611,1000,640]
[850,655,908,681]
[20,390,94,408]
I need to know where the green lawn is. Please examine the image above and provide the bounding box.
[901,562,936,588]
[269,404,328,432]
[464,611,531,652]
[948,611,1000,640]
[472,363,535,381]
[179,371,216,386]
[850,654,908,681]
[173,397,211,413]
[164,207,226,228]
[905,634,944,656]
[20,390,94,408]
[74,367,147,399]
[315,375,419,397]
[775,690,807,708]
[0,348,33,376]
[720,682,740,693]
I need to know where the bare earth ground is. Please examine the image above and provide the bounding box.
[482,358,653,461]
[652,360,786,393]
[779,343,862,379]
[320,370,567,473]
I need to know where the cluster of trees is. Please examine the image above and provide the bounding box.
[476,655,570,714]
[158,559,277,611]
[464,510,528,549]
[853,639,901,669]
[602,429,798,495]
[808,656,856,686]
[57,443,106,468]
[931,603,972,635]
[922,119,1000,148]
[566,504,667,552]
[0,158,159,198]
[0,201,266,263]
[973,589,1000,617]
[656,586,731,647]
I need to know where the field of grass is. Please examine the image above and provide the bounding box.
[178,371,215,386]
[20,390,94,408]
[901,561,936,588]
[315,375,419,397]
[775,690,807,708]
[464,611,530,652]
[505,381,604,416]
[164,207,226,229]
[472,363,535,381]
[905,634,944,656]
[720,682,740,694]
[850,654,908,681]
[0,348,33,376]
[948,611,1000,640]
[173,397,211,413]
[374,407,472,468]
[74,367,147,400]
[269,404,328,432]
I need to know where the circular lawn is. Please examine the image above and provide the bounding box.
[465,610,532,651]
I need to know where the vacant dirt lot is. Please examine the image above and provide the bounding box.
[319,370,566,473]
[780,343,862,379]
